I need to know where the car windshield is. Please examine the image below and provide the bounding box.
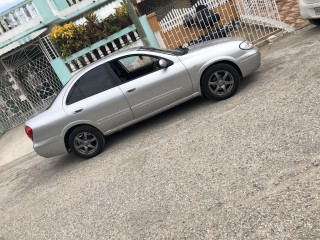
[138,47,188,56]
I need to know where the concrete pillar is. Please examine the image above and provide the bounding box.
[32,0,56,23]
[138,15,160,48]
[123,0,150,47]
[50,58,72,85]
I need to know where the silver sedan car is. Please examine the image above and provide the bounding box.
[299,0,320,25]
[25,38,261,158]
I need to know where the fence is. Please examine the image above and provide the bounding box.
[158,0,285,49]
[64,26,142,73]
[0,42,62,132]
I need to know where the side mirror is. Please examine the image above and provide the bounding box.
[159,59,168,68]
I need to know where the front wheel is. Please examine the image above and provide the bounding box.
[309,19,320,25]
[201,63,240,100]
[69,126,105,159]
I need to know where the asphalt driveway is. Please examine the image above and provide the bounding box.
[0,25,320,239]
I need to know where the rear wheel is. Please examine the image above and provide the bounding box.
[69,126,105,159]
[201,63,240,100]
[309,19,320,25]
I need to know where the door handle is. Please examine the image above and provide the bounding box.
[127,88,136,93]
[74,109,83,114]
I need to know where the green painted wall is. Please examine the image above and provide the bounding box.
[32,0,55,22]
[139,16,159,48]
[50,58,72,85]
[52,0,69,11]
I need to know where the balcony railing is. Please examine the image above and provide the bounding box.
[58,0,97,17]
[66,0,86,6]
[0,0,110,45]
[0,0,41,36]
[63,26,142,73]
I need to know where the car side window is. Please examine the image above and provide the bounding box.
[66,64,114,105]
[66,83,83,105]
[111,55,160,82]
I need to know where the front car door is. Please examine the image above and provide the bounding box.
[63,63,134,134]
[109,51,193,119]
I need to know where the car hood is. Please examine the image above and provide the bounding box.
[186,38,244,53]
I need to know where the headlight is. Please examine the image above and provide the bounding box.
[239,41,254,50]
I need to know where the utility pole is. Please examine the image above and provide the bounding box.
[123,0,150,47]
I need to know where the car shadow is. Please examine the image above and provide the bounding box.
[41,98,212,171]
[51,73,260,166]
[239,71,261,92]
[104,97,212,150]
[52,153,84,169]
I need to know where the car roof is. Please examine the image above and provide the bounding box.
[68,46,181,81]
[58,46,152,103]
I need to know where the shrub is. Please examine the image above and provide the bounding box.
[50,22,90,57]
[49,3,133,57]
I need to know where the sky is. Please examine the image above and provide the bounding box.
[0,0,23,14]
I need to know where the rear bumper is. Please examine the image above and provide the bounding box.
[300,1,320,19]
[34,136,68,158]
[237,47,261,77]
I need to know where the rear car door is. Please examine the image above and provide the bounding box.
[63,63,134,134]
[109,53,193,119]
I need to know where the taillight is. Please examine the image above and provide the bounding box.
[25,126,33,141]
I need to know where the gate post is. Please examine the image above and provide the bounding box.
[138,15,160,48]
[124,0,150,47]
[50,58,72,85]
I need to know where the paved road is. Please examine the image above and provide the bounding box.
[1,26,320,239]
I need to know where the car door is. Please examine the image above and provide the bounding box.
[63,63,134,134]
[110,54,193,119]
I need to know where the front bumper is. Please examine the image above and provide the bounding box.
[237,47,261,78]
[300,0,320,19]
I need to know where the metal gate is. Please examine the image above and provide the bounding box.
[0,41,62,132]
[158,0,285,49]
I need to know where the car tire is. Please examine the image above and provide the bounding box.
[309,19,320,25]
[201,63,240,100]
[68,126,105,159]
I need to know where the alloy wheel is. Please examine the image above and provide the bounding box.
[208,70,235,96]
[74,132,99,155]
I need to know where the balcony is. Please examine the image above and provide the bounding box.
[53,0,100,18]
[0,0,112,49]
[0,0,43,44]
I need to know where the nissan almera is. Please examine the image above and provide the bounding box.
[25,39,261,158]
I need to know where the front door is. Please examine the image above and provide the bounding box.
[110,54,193,119]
